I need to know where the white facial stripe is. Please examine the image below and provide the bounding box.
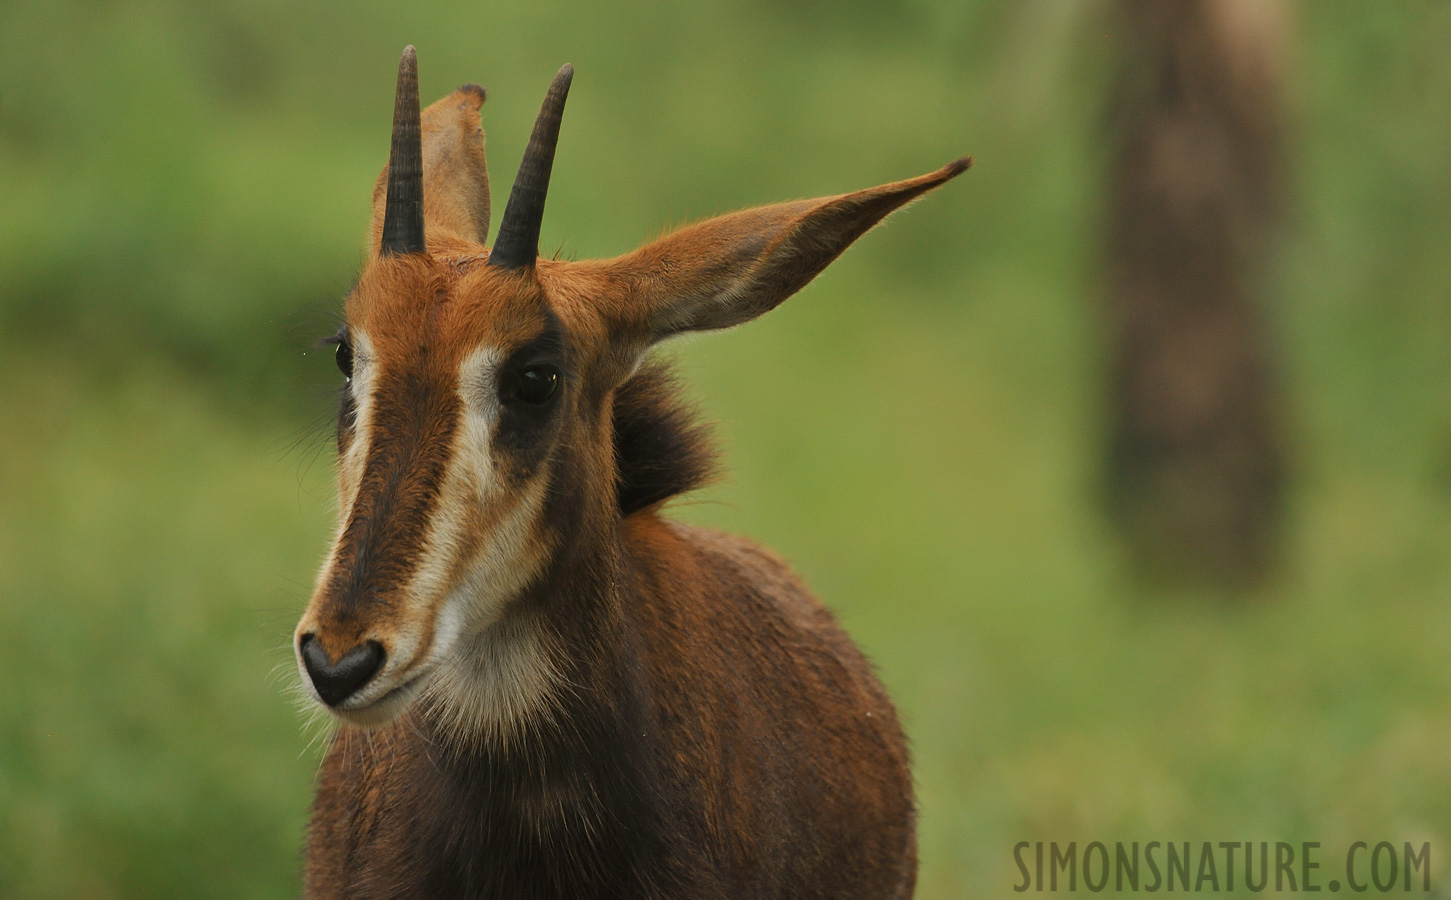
[403,344,503,624]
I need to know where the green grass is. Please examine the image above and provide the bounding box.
[2,1,1450,896]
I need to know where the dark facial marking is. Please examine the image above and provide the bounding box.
[490,315,570,482]
[321,360,462,627]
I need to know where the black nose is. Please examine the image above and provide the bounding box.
[299,634,386,706]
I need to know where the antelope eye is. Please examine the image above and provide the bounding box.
[512,365,560,405]
[335,338,354,380]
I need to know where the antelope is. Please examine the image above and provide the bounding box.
[294,46,969,899]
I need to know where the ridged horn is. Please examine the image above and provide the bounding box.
[380,46,426,256]
[489,64,573,270]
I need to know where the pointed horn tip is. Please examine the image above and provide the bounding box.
[547,64,574,97]
[395,46,418,85]
[396,46,418,76]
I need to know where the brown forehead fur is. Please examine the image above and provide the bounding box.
[348,251,538,367]
[346,239,617,371]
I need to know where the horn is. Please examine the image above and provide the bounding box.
[489,64,573,270]
[380,46,426,256]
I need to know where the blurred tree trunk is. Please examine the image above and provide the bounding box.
[1104,0,1289,588]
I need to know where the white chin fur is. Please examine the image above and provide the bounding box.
[420,608,561,747]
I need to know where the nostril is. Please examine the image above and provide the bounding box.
[299,634,387,707]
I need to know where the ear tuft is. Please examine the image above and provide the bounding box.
[613,362,719,516]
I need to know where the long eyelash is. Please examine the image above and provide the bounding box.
[318,325,349,349]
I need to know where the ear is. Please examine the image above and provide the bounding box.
[370,84,491,253]
[602,157,970,343]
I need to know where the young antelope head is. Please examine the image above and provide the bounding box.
[293,47,969,733]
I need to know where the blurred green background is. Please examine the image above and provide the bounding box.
[2,1,1449,896]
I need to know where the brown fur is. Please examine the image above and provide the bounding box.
[295,59,969,899]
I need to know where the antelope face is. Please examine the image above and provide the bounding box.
[292,47,967,731]
[295,258,593,726]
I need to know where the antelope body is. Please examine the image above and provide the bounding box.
[294,48,968,899]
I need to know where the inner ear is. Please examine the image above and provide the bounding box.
[370,84,491,251]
